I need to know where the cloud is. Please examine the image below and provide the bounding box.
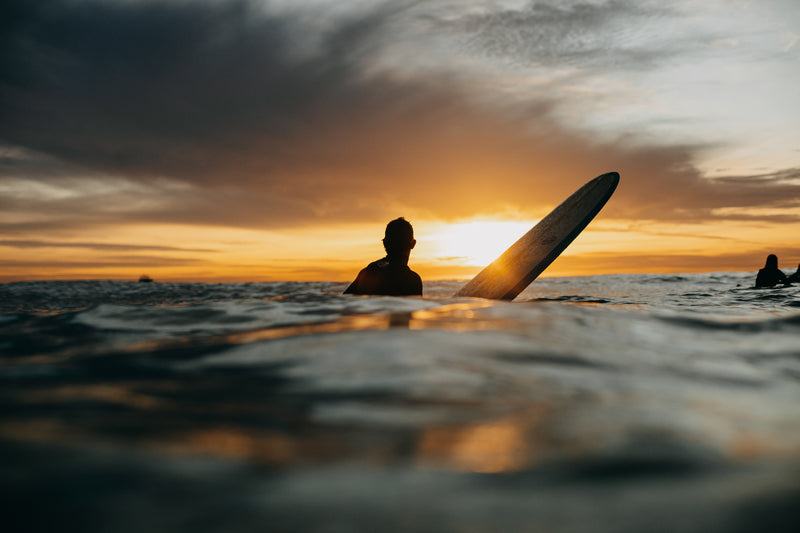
[1,0,798,235]
[436,0,682,71]
[0,239,215,253]
[0,256,204,269]
[555,248,800,275]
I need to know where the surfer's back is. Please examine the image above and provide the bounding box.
[344,217,422,296]
[344,258,422,296]
[755,254,787,288]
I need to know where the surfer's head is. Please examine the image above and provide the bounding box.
[383,217,416,261]
[765,254,778,269]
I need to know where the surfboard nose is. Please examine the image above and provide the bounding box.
[594,171,620,190]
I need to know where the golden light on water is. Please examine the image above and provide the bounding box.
[417,419,530,473]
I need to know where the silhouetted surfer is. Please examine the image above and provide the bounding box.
[754,254,787,287]
[787,264,800,284]
[344,217,422,296]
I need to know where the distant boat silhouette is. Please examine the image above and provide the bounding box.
[138,274,154,283]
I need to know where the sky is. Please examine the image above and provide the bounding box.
[1,0,799,282]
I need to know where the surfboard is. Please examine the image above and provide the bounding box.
[455,172,620,300]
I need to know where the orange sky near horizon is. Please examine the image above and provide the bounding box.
[2,214,798,283]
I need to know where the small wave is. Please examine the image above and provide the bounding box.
[538,440,725,482]
[527,296,611,304]
[658,313,800,332]
[491,351,613,370]
[649,275,690,283]
[682,292,714,298]
[73,301,345,335]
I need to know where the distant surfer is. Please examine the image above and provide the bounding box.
[344,217,423,296]
[754,254,787,288]
[787,264,800,284]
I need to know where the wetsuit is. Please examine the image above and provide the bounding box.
[344,257,422,296]
[755,267,787,288]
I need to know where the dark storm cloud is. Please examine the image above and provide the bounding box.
[1,0,798,232]
[0,0,342,177]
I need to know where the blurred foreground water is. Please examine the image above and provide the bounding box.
[1,273,799,532]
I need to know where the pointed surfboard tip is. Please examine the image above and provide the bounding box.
[595,171,620,189]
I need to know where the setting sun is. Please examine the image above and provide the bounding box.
[423,220,534,267]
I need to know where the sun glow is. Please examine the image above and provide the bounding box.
[423,220,534,267]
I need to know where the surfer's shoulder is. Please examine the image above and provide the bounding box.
[365,257,391,271]
[409,270,423,294]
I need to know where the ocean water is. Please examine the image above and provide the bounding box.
[1,272,799,532]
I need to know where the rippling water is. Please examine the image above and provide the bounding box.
[2,273,799,532]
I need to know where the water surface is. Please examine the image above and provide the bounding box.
[2,273,799,532]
